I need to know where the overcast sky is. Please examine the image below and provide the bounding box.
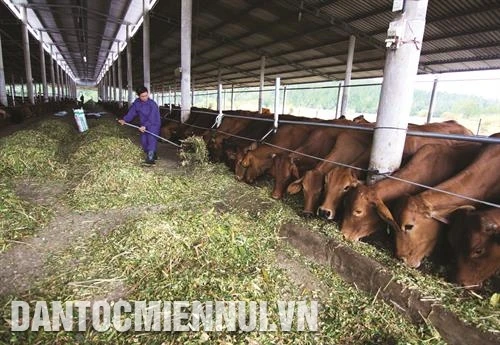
[414,70,500,101]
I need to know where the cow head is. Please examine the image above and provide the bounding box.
[450,209,500,288]
[238,142,275,184]
[393,196,475,268]
[341,185,388,241]
[287,169,325,217]
[271,154,298,199]
[352,114,370,124]
[391,196,444,268]
[318,167,361,220]
[235,142,257,181]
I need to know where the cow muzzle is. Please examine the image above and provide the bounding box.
[401,256,421,268]
[302,210,314,218]
[317,207,334,220]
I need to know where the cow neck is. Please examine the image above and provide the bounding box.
[420,144,500,216]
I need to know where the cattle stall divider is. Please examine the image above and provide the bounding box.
[161,108,500,209]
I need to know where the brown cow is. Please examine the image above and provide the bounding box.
[341,143,482,241]
[317,150,371,220]
[223,121,275,170]
[271,119,358,200]
[205,110,267,161]
[288,121,473,217]
[287,128,373,216]
[236,124,317,183]
[448,207,500,288]
[384,134,500,268]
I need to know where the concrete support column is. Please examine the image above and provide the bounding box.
[63,71,67,98]
[217,68,222,112]
[258,56,265,113]
[143,0,150,91]
[368,0,429,184]
[230,84,234,110]
[102,71,107,101]
[0,34,8,106]
[21,6,34,104]
[282,85,287,114]
[117,43,123,105]
[274,77,280,120]
[340,35,356,116]
[426,78,438,123]
[112,60,117,101]
[11,75,16,106]
[49,45,56,100]
[59,64,64,99]
[335,81,342,118]
[20,77,24,103]
[126,25,133,105]
[180,0,192,122]
[54,60,60,100]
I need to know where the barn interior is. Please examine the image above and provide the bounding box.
[0,1,499,344]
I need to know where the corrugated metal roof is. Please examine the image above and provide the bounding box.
[0,0,499,89]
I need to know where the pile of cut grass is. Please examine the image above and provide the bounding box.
[66,132,174,210]
[0,130,67,179]
[179,135,210,167]
[0,180,52,253]
[35,119,75,142]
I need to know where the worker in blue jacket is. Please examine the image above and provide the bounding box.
[118,86,161,165]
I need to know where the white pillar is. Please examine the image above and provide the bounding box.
[11,75,16,106]
[112,59,117,101]
[258,56,265,113]
[117,43,123,105]
[143,0,150,91]
[282,85,288,114]
[217,83,223,113]
[274,77,280,122]
[230,84,234,110]
[103,71,108,101]
[21,6,34,104]
[168,85,171,109]
[340,35,356,116]
[55,60,61,100]
[426,77,438,123]
[180,0,192,122]
[335,81,342,118]
[0,34,7,106]
[126,25,133,104]
[368,0,429,184]
[20,77,25,103]
[49,45,56,100]
[217,68,222,112]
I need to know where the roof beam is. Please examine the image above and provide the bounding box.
[276,0,384,51]
[25,3,132,25]
[420,54,500,66]
[150,10,338,81]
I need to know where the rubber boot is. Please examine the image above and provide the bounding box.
[153,151,158,160]
[144,151,156,165]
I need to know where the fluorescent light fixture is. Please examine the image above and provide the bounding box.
[83,56,87,62]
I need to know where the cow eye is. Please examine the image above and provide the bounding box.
[353,209,362,217]
[344,185,350,191]
[404,224,414,231]
[471,247,485,258]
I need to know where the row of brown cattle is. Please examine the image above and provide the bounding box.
[159,106,499,289]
